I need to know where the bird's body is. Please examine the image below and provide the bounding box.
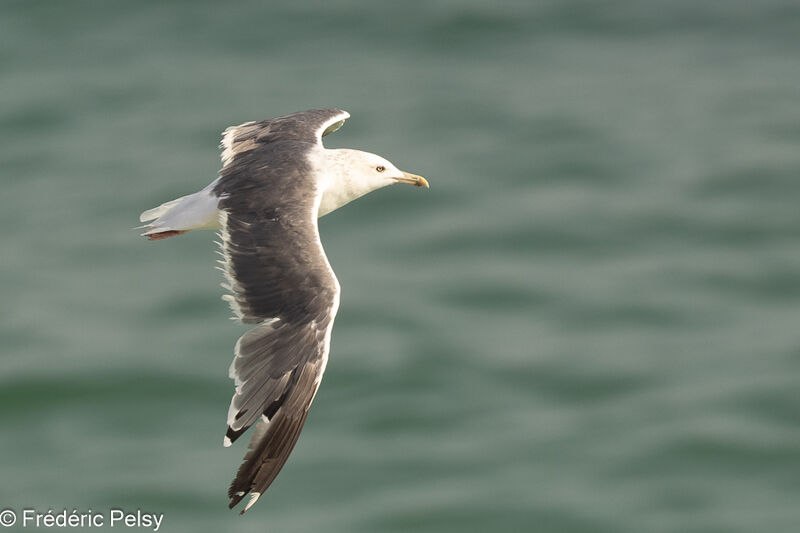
[139,109,427,513]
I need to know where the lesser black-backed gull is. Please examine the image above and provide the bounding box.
[139,109,428,513]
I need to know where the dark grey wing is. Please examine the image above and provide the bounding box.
[214,142,340,513]
[220,108,349,168]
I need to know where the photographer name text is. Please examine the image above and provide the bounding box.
[0,508,162,531]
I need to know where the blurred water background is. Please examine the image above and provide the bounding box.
[2,1,800,531]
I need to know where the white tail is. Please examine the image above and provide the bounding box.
[140,178,222,240]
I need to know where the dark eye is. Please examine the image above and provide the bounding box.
[376,165,385,173]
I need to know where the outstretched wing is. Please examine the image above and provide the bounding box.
[220,108,349,168]
[214,139,340,513]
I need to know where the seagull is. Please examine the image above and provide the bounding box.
[139,109,428,514]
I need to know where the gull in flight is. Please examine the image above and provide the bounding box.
[139,109,428,513]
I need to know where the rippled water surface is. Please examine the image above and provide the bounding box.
[2,1,800,532]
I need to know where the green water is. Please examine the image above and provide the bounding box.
[2,1,800,532]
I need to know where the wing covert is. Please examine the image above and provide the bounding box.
[220,108,349,168]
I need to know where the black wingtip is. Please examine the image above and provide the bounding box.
[225,425,248,446]
[225,365,320,514]
[228,494,244,510]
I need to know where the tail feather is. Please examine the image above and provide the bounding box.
[139,197,184,223]
[139,179,221,239]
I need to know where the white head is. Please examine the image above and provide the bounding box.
[318,148,428,217]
